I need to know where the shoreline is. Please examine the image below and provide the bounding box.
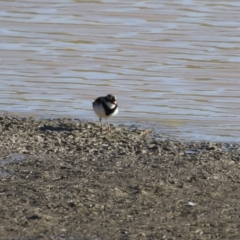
[0,111,238,143]
[1,116,240,239]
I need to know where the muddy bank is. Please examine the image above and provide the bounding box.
[0,116,240,240]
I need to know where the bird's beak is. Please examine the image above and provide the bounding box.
[112,101,116,105]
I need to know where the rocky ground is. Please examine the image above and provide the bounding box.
[0,116,240,240]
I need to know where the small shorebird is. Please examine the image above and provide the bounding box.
[92,94,119,131]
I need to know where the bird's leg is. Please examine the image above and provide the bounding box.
[99,118,103,132]
[106,119,111,131]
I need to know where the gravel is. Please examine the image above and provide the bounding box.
[0,116,240,239]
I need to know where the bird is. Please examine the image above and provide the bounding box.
[92,94,119,132]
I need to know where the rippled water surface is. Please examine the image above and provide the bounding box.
[1,0,240,142]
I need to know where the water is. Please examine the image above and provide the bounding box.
[0,0,240,142]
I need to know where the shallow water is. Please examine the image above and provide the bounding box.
[0,0,240,142]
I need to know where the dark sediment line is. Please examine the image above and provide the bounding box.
[0,116,240,239]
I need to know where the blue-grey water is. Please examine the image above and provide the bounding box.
[0,0,240,142]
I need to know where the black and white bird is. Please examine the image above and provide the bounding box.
[92,94,119,131]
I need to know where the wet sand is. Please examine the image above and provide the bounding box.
[0,116,240,239]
